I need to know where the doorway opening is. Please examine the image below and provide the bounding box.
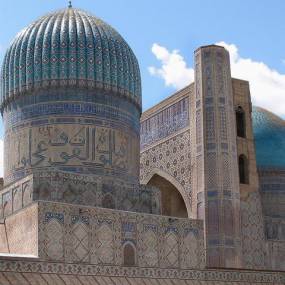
[147,174,188,218]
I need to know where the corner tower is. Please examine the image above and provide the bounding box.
[191,45,241,268]
[233,82,267,270]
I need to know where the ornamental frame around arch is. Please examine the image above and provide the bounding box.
[141,168,191,218]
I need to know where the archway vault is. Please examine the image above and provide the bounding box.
[142,168,191,218]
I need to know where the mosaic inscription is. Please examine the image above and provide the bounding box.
[5,124,139,183]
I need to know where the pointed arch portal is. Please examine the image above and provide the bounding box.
[147,174,188,218]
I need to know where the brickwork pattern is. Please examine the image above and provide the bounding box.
[36,201,205,269]
[241,192,267,269]
[140,130,192,213]
[192,46,241,268]
[0,258,283,285]
[0,171,161,219]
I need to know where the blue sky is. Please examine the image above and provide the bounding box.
[0,0,284,139]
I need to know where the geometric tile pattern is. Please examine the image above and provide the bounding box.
[164,231,179,268]
[140,97,189,148]
[97,223,115,264]
[267,240,285,271]
[143,229,158,267]
[182,230,199,268]
[0,171,161,220]
[72,222,89,263]
[0,8,141,108]
[241,192,267,269]
[0,258,283,284]
[140,128,192,212]
[192,46,241,268]
[37,201,204,268]
[45,219,64,261]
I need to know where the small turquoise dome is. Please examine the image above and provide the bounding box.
[0,7,141,109]
[252,106,285,169]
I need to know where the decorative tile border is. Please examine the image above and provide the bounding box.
[0,258,283,283]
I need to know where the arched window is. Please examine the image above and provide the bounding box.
[123,243,136,266]
[239,155,249,184]
[236,106,246,138]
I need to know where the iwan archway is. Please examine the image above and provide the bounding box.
[146,173,188,218]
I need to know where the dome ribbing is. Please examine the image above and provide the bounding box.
[0,7,141,110]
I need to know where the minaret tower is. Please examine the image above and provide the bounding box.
[191,45,241,268]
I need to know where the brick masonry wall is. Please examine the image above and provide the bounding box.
[0,171,161,218]
[37,201,205,269]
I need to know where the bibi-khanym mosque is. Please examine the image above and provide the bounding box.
[0,4,284,284]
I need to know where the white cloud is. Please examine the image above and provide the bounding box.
[149,42,285,118]
[217,41,285,117]
[0,139,3,177]
[148,43,194,90]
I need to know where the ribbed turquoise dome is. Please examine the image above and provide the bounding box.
[252,106,285,169]
[0,7,141,109]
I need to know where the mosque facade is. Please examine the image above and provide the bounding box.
[0,5,283,284]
